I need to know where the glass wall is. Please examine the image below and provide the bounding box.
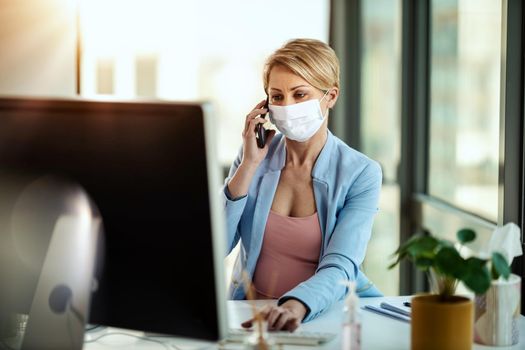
[360,0,402,296]
[429,0,502,222]
[356,0,519,297]
[79,0,330,167]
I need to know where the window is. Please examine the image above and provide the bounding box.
[360,0,402,296]
[79,0,330,166]
[429,0,502,222]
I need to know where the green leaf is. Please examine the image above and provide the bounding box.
[406,236,439,258]
[388,261,398,269]
[491,265,500,280]
[492,252,511,280]
[391,235,427,268]
[415,257,434,271]
[391,234,439,271]
[393,234,424,255]
[457,228,476,244]
[438,239,454,248]
[435,247,467,279]
[389,250,409,269]
[463,259,491,294]
[388,256,402,269]
[466,256,487,268]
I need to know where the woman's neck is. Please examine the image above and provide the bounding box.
[284,124,328,168]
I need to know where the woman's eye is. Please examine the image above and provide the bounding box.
[271,95,282,102]
[295,92,306,98]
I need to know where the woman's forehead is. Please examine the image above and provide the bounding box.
[268,65,311,90]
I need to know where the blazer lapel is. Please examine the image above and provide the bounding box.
[248,170,280,275]
[313,179,329,256]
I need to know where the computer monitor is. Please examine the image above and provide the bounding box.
[0,97,228,341]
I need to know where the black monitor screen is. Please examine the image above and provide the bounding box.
[0,97,226,341]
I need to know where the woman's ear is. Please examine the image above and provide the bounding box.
[327,87,339,109]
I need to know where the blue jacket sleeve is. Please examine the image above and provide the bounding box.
[222,146,248,253]
[278,161,382,322]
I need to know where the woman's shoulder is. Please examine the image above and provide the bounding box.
[330,134,381,175]
[328,137,382,196]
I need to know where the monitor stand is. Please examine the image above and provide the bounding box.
[21,191,101,350]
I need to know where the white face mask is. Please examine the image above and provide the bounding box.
[268,90,330,142]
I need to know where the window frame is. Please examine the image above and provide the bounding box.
[331,0,525,306]
[402,0,524,307]
[502,0,525,308]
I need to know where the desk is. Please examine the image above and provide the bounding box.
[83,297,525,349]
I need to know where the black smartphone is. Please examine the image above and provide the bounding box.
[255,97,269,148]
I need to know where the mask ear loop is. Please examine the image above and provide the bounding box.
[320,89,331,118]
[319,89,331,103]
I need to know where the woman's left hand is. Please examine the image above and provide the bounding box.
[241,299,307,332]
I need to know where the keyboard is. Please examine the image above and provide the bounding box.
[226,328,336,346]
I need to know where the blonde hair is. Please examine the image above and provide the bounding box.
[263,38,340,93]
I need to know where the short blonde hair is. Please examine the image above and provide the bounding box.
[263,38,340,93]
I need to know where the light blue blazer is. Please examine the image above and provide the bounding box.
[222,130,383,322]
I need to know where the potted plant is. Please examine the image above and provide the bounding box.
[390,228,510,350]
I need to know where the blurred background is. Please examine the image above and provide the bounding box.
[0,0,523,299]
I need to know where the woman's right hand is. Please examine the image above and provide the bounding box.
[241,100,276,167]
[226,100,276,199]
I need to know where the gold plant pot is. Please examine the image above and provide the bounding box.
[411,294,473,350]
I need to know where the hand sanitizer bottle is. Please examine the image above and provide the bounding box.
[341,281,361,350]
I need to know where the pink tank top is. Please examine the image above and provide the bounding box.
[252,209,322,299]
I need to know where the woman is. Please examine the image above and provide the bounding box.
[223,39,382,331]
